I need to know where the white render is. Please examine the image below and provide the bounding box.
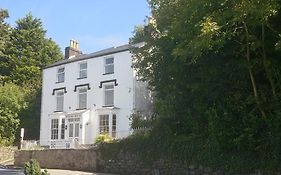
[40,44,151,148]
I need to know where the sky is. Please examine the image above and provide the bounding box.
[0,0,150,54]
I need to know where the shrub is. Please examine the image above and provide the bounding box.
[95,134,113,145]
[24,159,49,175]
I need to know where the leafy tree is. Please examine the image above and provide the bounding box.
[131,0,281,172]
[0,12,63,140]
[0,83,26,145]
[0,9,11,84]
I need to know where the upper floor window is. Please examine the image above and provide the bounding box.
[78,87,87,109]
[104,84,114,106]
[57,67,65,83]
[79,62,87,79]
[104,57,114,74]
[56,91,64,112]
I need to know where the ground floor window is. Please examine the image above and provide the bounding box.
[99,115,109,134]
[68,115,80,138]
[99,114,117,137]
[112,114,117,138]
[61,119,65,139]
[51,119,59,140]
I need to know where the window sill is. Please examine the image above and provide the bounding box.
[54,110,63,113]
[77,77,87,80]
[56,81,64,84]
[103,72,114,75]
[76,108,87,110]
[102,105,114,107]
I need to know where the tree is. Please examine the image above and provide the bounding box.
[131,0,281,172]
[1,13,63,140]
[0,9,11,84]
[0,83,26,145]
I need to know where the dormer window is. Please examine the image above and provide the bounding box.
[104,57,114,74]
[57,67,65,83]
[79,62,87,79]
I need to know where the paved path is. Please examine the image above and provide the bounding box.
[48,169,116,175]
[0,168,116,175]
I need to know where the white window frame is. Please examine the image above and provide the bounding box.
[79,62,87,79]
[112,114,117,138]
[99,114,109,134]
[57,67,65,83]
[103,84,114,106]
[56,90,64,112]
[51,119,59,140]
[68,115,81,139]
[61,118,65,139]
[104,57,114,74]
[78,87,87,109]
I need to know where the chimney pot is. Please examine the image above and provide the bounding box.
[65,39,82,59]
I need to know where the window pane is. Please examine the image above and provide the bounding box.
[105,65,114,74]
[79,88,87,93]
[51,119,58,140]
[99,115,109,134]
[105,88,114,106]
[105,84,114,90]
[80,63,87,69]
[79,70,87,78]
[105,57,114,64]
[112,114,116,138]
[58,67,65,73]
[57,73,65,82]
[69,123,73,137]
[56,92,64,111]
[75,123,79,137]
[79,93,87,109]
[61,119,65,139]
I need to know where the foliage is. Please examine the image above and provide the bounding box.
[130,110,153,129]
[0,83,26,145]
[24,159,49,175]
[0,12,63,141]
[95,134,113,145]
[130,0,281,173]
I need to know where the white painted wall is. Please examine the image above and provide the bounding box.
[40,49,150,147]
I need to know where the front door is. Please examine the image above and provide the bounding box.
[68,117,80,141]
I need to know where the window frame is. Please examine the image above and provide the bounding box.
[104,57,114,74]
[77,87,87,109]
[61,118,65,139]
[57,67,65,83]
[103,83,114,106]
[99,114,109,134]
[55,90,64,112]
[112,114,117,138]
[51,119,59,140]
[78,62,87,79]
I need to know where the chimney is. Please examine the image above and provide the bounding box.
[65,39,82,59]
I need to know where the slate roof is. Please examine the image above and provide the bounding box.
[44,43,133,69]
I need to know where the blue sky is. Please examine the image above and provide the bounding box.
[0,0,150,54]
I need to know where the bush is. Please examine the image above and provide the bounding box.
[95,134,113,145]
[24,159,49,175]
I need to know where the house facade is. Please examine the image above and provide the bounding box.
[39,40,151,148]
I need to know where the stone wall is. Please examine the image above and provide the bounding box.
[14,149,97,172]
[0,147,17,164]
[97,151,217,175]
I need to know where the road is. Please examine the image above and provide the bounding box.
[0,168,116,175]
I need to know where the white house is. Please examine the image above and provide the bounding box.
[39,40,151,148]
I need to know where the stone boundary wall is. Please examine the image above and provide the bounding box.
[14,149,97,172]
[0,147,17,164]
